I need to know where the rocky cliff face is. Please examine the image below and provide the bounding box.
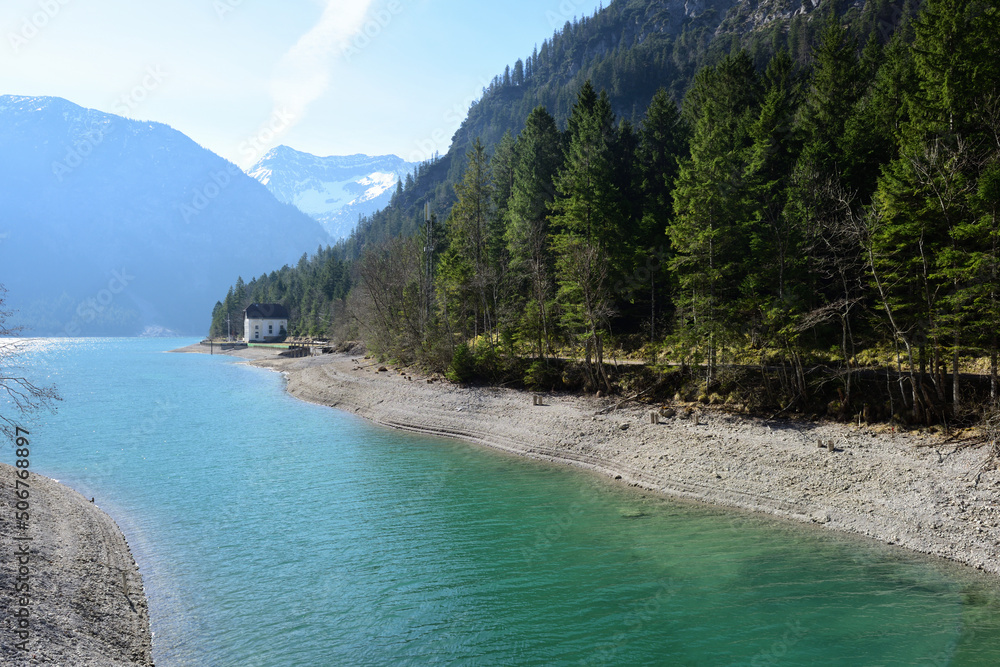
[716,0,867,34]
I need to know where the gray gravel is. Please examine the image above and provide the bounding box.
[244,351,1000,578]
[1,463,153,666]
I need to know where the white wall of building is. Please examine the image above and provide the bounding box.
[244,317,288,342]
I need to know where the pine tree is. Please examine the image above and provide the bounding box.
[551,82,623,389]
[840,33,915,197]
[871,0,1000,418]
[506,107,562,358]
[639,89,687,236]
[669,52,761,382]
[908,0,1000,138]
[633,88,687,342]
[440,139,498,343]
[489,131,518,337]
[744,49,800,306]
[798,16,863,177]
[552,85,622,257]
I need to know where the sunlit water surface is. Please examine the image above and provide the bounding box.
[8,338,1000,666]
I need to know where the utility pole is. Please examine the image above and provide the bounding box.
[424,202,434,326]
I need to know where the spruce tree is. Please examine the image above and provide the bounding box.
[551,82,623,389]
[440,139,498,343]
[872,0,1000,417]
[669,52,761,382]
[634,88,687,341]
[506,107,562,357]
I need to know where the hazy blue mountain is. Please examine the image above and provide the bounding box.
[247,146,416,240]
[0,95,330,336]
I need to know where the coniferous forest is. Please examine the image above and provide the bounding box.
[212,0,1000,426]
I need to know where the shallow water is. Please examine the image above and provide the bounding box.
[8,338,1000,665]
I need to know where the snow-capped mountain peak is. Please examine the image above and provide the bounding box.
[247,146,416,240]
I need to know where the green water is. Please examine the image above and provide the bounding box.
[11,339,1000,665]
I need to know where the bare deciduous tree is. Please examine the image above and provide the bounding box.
[1,285,60,440]
[556,237,614,392]
[352,238,426,361]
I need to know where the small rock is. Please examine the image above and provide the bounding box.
[377,366,388,372]
[660,407,677,419]
[619,422,630,431]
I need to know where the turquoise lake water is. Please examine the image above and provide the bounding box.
[6,338,1000,665]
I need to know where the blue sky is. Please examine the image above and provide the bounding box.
[0,0,605,167]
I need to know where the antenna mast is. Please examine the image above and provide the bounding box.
[424,202,433,324]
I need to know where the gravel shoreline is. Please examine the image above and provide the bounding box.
[175,343,1000,577]
[0,463,154,666]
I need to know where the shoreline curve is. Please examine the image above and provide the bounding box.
[175,342,1000,578]
[0,462,154,666]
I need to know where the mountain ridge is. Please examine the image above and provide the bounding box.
[0,95,330,335]
[247,146,416,240]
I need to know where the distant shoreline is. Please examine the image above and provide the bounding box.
[0,463,154,665]
[172,342,1000,577]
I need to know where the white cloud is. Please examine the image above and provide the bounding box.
[268,0,374,133]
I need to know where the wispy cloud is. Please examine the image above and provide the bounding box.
[269,0,375,129]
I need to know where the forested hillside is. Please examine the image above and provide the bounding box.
[334,0,914,260]
[212,0,1000,426]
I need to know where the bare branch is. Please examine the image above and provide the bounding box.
[0,285,61,441]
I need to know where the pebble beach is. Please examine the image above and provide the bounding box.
[0,463,153,666]
[175,343,1000,577]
